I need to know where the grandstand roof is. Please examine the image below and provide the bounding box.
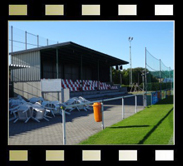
[9,41,128,66]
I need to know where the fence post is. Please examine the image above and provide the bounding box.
[25,31,27,50]
[62,109,66,145]
[145,47,148,97]
[143,94,146,108]
[11,26,13,52]
[135,95,137,113]
[101,102,104,130]
[37,35,39,47]
[122,98,124,119]
[159,59,162,99]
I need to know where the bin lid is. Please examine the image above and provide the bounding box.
[93,102,101,106]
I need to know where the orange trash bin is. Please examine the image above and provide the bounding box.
[93,102,102,122]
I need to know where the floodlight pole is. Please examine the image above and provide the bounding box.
[128,37,133,87]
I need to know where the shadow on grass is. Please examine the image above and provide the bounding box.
[107,125,150,129]
[138,107,173,144]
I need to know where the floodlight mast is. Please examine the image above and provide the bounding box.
[128,37,133,87]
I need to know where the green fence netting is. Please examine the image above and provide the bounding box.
[145,48,173,92]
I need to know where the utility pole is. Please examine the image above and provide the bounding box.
[128,37,133,87]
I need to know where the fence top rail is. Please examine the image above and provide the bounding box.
[63,93,145,109]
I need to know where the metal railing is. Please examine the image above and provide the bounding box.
[61,93,145,145]
[60,89,173,144]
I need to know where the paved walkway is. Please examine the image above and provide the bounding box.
[9,96,144,145]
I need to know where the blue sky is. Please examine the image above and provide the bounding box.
[9,21,174,70]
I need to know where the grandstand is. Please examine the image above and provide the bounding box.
[10,41,128,98]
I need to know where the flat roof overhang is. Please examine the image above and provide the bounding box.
[9,41,129,66]
[9,64,30,70]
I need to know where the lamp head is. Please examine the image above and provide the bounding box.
[128,37,133,41]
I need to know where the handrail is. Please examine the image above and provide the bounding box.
[62,93,145,109]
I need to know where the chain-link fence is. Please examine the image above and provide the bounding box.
[145,48,173,92]
[9,25,58,63]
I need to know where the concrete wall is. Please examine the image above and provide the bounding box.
[61,88,70,102]
[14,81,42,99]
[42,92,61,101]
[42,89,70,102]
[13,81,70,102]
[11,51,41,81]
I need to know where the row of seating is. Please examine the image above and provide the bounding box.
[61,79,118,92]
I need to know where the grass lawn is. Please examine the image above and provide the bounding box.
[79,96,174,145]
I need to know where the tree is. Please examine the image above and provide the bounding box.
[112,67,120,84]
[112,67,158,85]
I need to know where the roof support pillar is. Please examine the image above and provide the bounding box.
[80,55,83,80]
[98,60,100,81]
[98,60,100,90]
[56,48,59,78]
[110,66,112,83]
